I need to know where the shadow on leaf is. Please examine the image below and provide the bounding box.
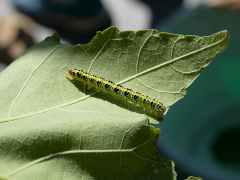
[67,78,164,123]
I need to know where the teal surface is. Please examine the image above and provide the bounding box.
[155,5,240,180]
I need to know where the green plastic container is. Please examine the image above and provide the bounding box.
[155,6,240,180]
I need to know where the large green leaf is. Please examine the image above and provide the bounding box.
[0,27,229,180]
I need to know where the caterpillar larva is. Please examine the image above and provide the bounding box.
[67,69,166,117]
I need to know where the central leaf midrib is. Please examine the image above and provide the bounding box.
[0,32,226,123]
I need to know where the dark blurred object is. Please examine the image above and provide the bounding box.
[139,0,183,28]
[0,14,35,65]
[212,125,240,167]
[12,0,111,44]
[155,5,240,180]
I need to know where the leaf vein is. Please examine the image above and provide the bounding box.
[7,44,60,118]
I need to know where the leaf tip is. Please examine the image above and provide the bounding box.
[97,26,119,35]
[51,33,61,41]
[45,33,60,42]
[225,30,230,38]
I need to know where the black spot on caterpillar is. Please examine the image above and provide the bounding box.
[67,69,166,116]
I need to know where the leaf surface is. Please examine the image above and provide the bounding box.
[0,27,229,179]
[185,177,203,180]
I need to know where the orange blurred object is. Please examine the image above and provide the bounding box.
[210,0,240,11]
[0,14,35,64]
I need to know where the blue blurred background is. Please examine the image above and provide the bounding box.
[0,0,239,179]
